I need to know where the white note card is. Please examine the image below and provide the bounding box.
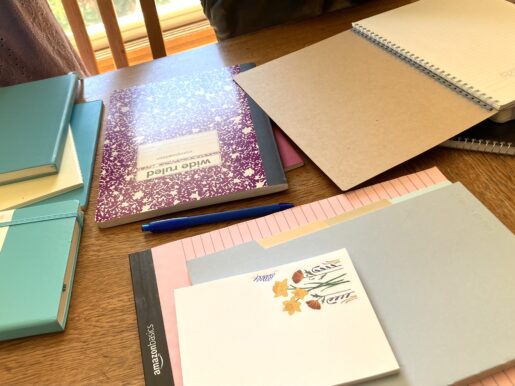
[175,248,399,386]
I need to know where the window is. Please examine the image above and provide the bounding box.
[47,0,206,51]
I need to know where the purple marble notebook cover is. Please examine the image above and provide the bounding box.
[96,66,273,226]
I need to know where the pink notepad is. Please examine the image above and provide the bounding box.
[272,125,304,171]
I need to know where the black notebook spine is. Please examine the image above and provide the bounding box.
[129,250,174,386]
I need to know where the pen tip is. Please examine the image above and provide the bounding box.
[141,224,150,232]
[279,203,294,210]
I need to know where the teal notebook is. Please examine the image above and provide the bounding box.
[0,73,79,185]
[29,101,103,208]
[0,200,83,341]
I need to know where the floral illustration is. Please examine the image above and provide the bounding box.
[292,288,308,300]
[282,296,302,315]
[306,300,321,310]
[272,279,288,297]
[271,259,357,316]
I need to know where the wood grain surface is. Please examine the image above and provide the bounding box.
[1,0,513,384]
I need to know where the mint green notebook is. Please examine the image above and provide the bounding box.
[0,200,83,341]
[30,101,103,208]
[0,73,79,185]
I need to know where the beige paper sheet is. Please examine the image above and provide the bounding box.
[258,199,391,249]
[234,30,493,191]
[0,129,83,210]
[353,0,515,110]
[257,181,450,249]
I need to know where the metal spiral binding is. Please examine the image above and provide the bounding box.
[441,137,514,155]
[352,24,497,111]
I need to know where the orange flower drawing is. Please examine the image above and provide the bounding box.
[292,270,304,283]
[282,296,301,315]
[306,300,321,310]
[272,279,289,297]
[292,288,308,300]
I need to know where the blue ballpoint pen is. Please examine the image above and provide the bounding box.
[141,203,294,233]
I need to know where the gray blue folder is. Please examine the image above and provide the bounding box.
[186,183,515,386]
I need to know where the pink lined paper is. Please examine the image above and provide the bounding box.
[170,167,446,262]
[148,166,514,386]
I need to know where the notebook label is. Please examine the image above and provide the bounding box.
[136,131,221,181]
[0,209,14,252]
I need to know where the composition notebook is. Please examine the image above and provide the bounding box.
[0,200,83,341]
[175,249,399,386]
[96,64,287,228]
[186,183,515,386]
[0,72,79,185]
[352,0,515,116]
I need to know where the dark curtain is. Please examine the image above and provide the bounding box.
[201,0,366,40]
[0,0,88,87]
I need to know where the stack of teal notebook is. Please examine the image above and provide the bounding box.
[0,74,103,340]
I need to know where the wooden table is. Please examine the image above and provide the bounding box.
[1,0,513,384]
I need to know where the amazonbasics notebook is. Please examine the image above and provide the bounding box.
[0,200,83,341]
[175,249,399,386]
[96,64,287,227]
[0,73,79,185]
[234,30,493,191]
[128,168,446,386]
[186,183,515,386]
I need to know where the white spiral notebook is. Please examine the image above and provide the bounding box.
[352,0,515,119]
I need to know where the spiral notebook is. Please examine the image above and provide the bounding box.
[234,30,493,191]
[352,0,515,115]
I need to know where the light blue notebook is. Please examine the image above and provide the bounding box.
[186,183,515,386]
[0,73,79,185]
[29,101,103,208]
[0,200,83,341]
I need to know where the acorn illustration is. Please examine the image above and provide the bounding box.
[306,300,321,310]
[292,270,304,283]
